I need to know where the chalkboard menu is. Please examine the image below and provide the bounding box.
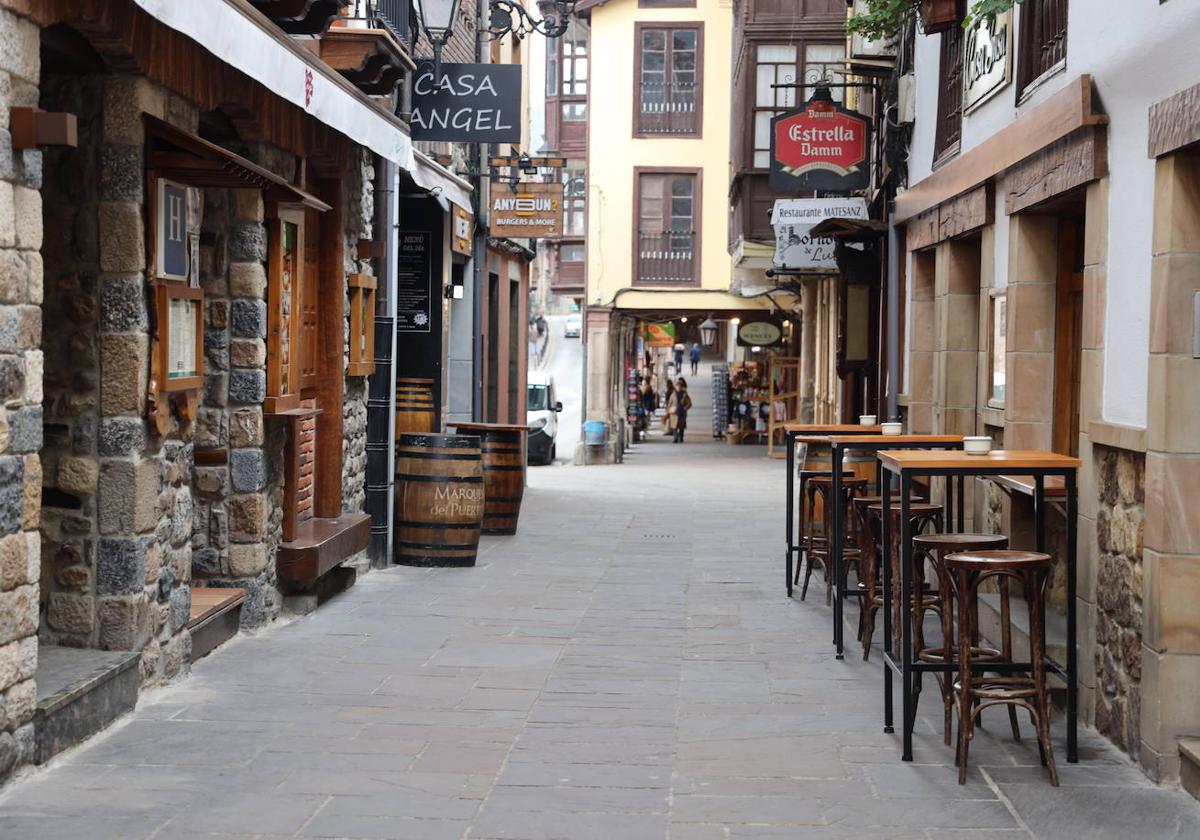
[396,231,433,333]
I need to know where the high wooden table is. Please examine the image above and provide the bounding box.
[876,449,1081,764]
[825,435,964,660]
[783,424,882,596]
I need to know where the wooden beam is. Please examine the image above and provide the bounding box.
[1149,81,1200,158]
[906,208,939,252]
[939,183,993,241]
[895,75,1107,223]
[1004,126,1105,215]
[314,178,345,519]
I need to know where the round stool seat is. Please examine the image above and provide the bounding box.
[799,469,832,477]
[945,549,1051,572]
[914,533,1008,552]
[810,475,868,487]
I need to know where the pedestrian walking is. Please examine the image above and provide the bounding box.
[666,377,692,443]
[689,342,701,375]
[661,379,675,436]
[673,342,685,376]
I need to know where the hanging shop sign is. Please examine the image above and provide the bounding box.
[155,179,203,283]
[411,62,522,143]
[770,94,871,192]
[488,183,563,239]
[645,322,677,348]
[771,197,869,272]
[396,231,433,333]
[451,203,474,256]
[963,10,1012,113]
[737,319,784,348]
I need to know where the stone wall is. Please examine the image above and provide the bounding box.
[39,73,195,683]
[0,3,43,780]
[1094,444,1146,756]
[193,180,281,629]
[342,148,373,520]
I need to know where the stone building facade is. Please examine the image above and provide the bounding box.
[0,0,418,783]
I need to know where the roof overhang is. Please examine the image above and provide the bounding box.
[809,217,887,241]
[145,116,331,211]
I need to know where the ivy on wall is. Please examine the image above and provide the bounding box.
[846,0,1023,40]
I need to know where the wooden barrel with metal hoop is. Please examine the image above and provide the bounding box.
[798,442,879,527]
[394,433,483,567]
[448,422,529,535]
[395,377,436,437]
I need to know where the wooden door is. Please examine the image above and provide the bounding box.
[1052,218,1084,457]
[299,208,321,393]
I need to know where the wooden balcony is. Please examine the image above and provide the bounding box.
[250,0,349,36]
[319,21,416,96]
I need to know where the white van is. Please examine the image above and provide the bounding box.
[526,371,562,465]
[564,313,582,338]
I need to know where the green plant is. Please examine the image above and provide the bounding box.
[846,0,1023,41]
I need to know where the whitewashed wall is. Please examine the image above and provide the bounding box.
[905,0,1200,428]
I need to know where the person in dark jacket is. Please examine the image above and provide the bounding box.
[688,342,701,375]
[666,377,692,443]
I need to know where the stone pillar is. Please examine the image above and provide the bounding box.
[1140,151,1200,782]
[1004,213,1057,451]
[578,306,616,464]
[907,250,935,433]
[0,3,43,781]
[799,278,816,423]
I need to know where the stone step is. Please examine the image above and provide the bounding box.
[34,646,141,765]
[188,586,245,663]
[1180,737,1200,803]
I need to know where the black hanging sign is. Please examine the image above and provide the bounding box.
[769,92,871,193]
[396,231,433,333]
[411,62,522,143]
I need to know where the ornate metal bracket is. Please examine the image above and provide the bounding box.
[487,0,576,40]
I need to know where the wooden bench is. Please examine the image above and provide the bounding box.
[188,587,245,663]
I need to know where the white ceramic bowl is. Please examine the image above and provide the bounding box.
[963,436,992,455]
[881,422,903,436]
[859,415,877,426]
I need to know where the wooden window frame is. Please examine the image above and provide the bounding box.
[266,203,305,414]
[632,166,702,287]
[1015,0,1068,102]
[639,0,695,6]
[633,21,704,139]
[933,27,965,168]
[987,288,1006,409]
[347,272,377,376]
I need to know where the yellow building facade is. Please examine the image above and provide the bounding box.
[580,0,792,460]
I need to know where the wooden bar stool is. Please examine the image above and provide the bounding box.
[912,533,1011,745]
[799,475,869,603]
[861,502,943,660]
[945,550,1059,787]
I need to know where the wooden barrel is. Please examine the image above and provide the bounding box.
[800,445,878,527]
[449,422,529,535]
[395,378,436,437]
[395,433,483,567]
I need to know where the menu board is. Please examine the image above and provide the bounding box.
[396,231,432,333]
[167,298,198,379]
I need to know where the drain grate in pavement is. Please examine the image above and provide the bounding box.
[641,533,678,541]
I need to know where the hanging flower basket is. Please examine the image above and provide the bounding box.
[919,0,964,34]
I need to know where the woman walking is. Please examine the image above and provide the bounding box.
[666,377,693,443]
[688,342,701,375]
[661,379,675,436]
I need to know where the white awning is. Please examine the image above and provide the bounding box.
[409,150,474,210]
[132,0,414,169]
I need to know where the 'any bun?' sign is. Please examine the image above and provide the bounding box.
[770,93,870,193]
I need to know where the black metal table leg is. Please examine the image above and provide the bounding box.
[833,443,844,656]
[882,468,893,734]
[900,475,914,761]
[1065,468,1078,762]
[786,431,795,597]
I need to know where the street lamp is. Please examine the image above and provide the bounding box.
[699,317,719,348]
[488,0,577,39]
[416,0,461,76]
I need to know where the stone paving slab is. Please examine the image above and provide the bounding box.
[1,434,1198,839]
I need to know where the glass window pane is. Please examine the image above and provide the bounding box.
[754,111,773,150]
[673,30,696,51]
[673,51,695,72]
[805,43,843,64]
[758,44,797,63]
[642,30,665,51]
[562,102,586,121]
[670,178,693,197]
[753,150,770,168]
[643,52,665,73]
[755,64,776,107]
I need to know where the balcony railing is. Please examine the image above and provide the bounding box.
[347,0,413,48]
[637,81,698,135]
[636,231,696,285]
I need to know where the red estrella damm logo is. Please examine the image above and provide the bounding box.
[773,99,868,178]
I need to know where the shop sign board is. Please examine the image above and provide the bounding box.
[488,183,563,239]
[411,62,521,143]
[963,10,1012,112]
[156,179,203,283]
[396,231,433,333]
[646,322,677,348]
[771,197,869,272]
[770,95,871,192]
[737,320,784,348]
[451,203,474,256]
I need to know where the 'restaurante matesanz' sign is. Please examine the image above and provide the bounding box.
[769,91,871,193]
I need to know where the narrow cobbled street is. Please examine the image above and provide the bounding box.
[2,411,1197,838]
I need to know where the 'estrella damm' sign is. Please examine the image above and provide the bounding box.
[769,93,871,193]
